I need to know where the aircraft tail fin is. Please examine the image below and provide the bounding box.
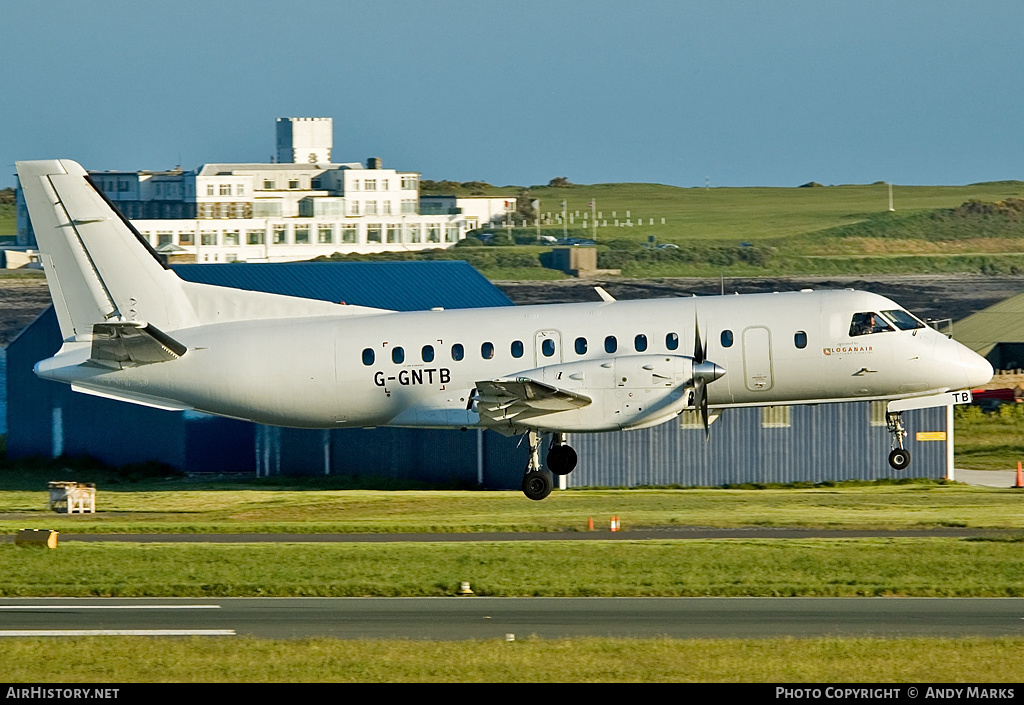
[16,159,198,342]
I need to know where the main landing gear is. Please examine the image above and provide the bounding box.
[886,411,911,471]
[521,431,578,500]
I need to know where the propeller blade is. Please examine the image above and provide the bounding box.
[693,316,705,364]
[694,378,709,440]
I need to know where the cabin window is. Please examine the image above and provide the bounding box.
[575,337,588,355]
[605,335,617,353]
[452,343,465,361]
[542,339,556,357]
[421,345,435,363]
[361,348,374,366]
[511,340,524,358]
[794,331,807,349]
[634,334,648,352]
[850,312,894,337]
[481,342,494,359]
[882,309,926,331]
[666,332,679,350]
[392,347,405,364]
[721,330,733,347]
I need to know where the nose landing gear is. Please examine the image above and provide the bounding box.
[886,411,912,470]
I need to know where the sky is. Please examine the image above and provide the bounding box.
[2,1,1022,189]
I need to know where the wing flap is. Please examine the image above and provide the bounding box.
[475,377,591,429]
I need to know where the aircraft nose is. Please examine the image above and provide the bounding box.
[959,344,993,389]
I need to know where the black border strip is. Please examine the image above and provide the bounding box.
[83,173,170,270]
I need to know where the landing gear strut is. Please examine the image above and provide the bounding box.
[886,411,912,470]
[546,432,578,476]
[521,430,553,501]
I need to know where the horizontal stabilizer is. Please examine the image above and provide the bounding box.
[476,377,591,431]
[89,321,187,366]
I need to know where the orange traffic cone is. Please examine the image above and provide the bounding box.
[588,516,594,531]
[1016,462,1022,488]
[610,516,620,532]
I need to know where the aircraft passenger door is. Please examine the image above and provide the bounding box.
[534,330,563,366]
[742,326,774,392]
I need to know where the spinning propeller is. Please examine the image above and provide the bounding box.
[692,316,726,439]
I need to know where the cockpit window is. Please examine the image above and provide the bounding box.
[882,309,926,331]
[850,312,894,336]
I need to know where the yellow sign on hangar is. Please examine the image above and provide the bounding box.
[915,432,948,442]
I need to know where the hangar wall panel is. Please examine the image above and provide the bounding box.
[569,404,946,488]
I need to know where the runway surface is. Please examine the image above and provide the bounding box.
[1,597,1022,640]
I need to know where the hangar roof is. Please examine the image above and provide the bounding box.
[952,291,1024,356]
[171,261,514,312]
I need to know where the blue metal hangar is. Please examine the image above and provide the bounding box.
[6,261,950,487]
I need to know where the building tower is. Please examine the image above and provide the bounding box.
[275,117,333,164]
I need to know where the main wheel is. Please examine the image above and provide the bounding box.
[522,470,553,501]
[546,444,578,476]
[888,448,911,470]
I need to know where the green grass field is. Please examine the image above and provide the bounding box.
[2,636,1021,682]
[1,477,1021,534]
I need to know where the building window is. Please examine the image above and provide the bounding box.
[180,231,195,246]
[273,227,288,245]
[362,348,374,366]
[350,202,360,215]
[288,179,299,189]
[794,331,808,349]
[295,227,310,244]
[247,230,265,245]
[406,223,421,243]
[381,179,389,191]
[401,176,417,190]
[219,184,231,196]
[634,334,648,352]
[446,225,459,243]
[392,347,405,364]
[366,224,382,243]
[605,336,617,353]
[236,184,244,196]
[575,337,588,355]
[264,179,275,189]
[224,230,240,246]
[341,225,357,243]
[721,330,734,348]
[481,342,494,359]
[206,185,214,196]
[350,179,360,191]
[422,345,435,363]
[318,226,333,244]
[386,225,400,243]
[157,232,173,246]
[382,201,392,215]
[364,179,376,191]
[427,225,440,243]
[401,199,417,214]
[452,343,464,361]
[511,340,524,358]
[201,231,217,246]
[365,201,377,215]
[666,332,679,350]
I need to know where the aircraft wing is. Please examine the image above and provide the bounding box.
[475,377,592,432]
[89,321,187,367]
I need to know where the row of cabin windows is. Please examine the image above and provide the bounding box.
[361,329,808,366]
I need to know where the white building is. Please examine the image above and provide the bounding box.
[17,117,515,263]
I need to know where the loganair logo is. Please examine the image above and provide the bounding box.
[823,344,874,356]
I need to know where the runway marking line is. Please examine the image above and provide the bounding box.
[0,605,221,610]
[0,630,235,637]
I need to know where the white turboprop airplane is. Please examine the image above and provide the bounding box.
[18,159,993,499]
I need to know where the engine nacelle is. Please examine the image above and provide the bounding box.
[512,354,697,432]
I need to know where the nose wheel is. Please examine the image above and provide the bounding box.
[886,411,912,470]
